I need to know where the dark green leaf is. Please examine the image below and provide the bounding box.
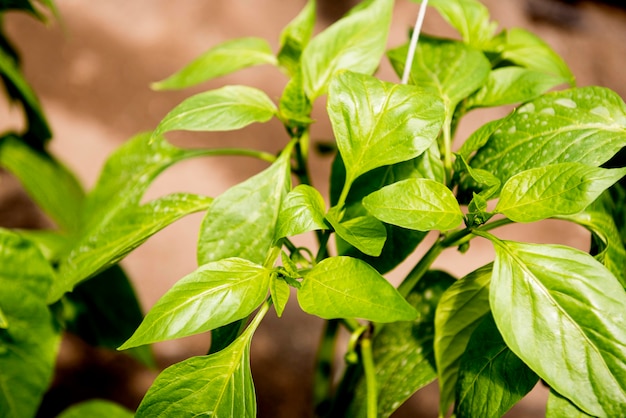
[297,256,417,322]
[277,0,316,75]
[153,86,277,137]
[328,70,444,189]
[455,314,539,418]
[57,400,134,418]
[325,207,386,257]
[363,178,464,231]
[152,37,277,90]
[489,239,626,416]
[120,258,269,349]
[197,148,291,265]
[301,0,393,99]
[547,390,596,418]
[275,184,327,239]
[208,319,248,355]
[435,264,492,416]
[0,230,60,418]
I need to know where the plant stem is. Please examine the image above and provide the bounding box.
[361,334,378,418]
[313,319,339,416]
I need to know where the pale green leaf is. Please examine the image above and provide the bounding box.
[57,400,134,418]
[136,330,256,418]
[301,0,393,99]
[547,390,596,418]
[0,135,84,232]
[363,178,463,231]
[275,184,328,239]
[496,163,626,223]
[270,273,290,318]
[467,67,568,109]
[197,148,291,265]
[278,68,313,128]
[153,85,277,137]
[297,256,417,322]
[0,230,60,418]
[435,264,492,416]
[120,258,269,349]
[326,206,386,257]
[490,239,626,416]
[328,70,444,187]
[455,314,538,418]
[468,87,626,185]
[152,37,277,90]
[346,270,455,418]
[278,0,316,74]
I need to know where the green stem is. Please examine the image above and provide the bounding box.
[361,335,377,418]
[244,299,271,337]
[313,319,340,416]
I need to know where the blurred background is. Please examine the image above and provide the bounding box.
[2,0,626,416]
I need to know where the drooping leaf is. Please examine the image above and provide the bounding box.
[152,38,277,90]
[467,87,626,186]
[467,67,568,109]
[120,258,269,350]
[496,163,626,223]
[455,314,539,418]
[197,147,291,265]
[363,178,464,231]
[275,184,328,239]
[136,328,256,418]
[297,256,417,322]
[269,273,290,318]
[325,206,386,257]
[489,239,626,416]
[416,0,497,48]
[153,85,277,137]
[0,230,60,418]
[277,0,316,75]
[301,0,393,99]
[435,264,492,416]
[546,390,596,418]
[346,270,455,418]
[328,71,444,190]
[57,400,134,418]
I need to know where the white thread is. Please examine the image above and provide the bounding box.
[401,0,429,85]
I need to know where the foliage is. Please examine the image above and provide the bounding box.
[2,0,626,417]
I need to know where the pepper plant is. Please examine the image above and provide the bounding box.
[2,0,626,417]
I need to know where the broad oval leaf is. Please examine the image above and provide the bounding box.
[275,184,328,239]
[468,87,626,185]
[120,258,269,349]
[496,163,626,223]
[328,70,445,188]
[435,264,492,416]
[277,0,316,74]
[136,330,256,418]
[57,400,134,418]
[363,178,464,231]
[325,207,386,257]
[490,239,626,416]
[153,85,277,137]
[197,148,291,265]
[152,37,277,90]
[297,256,417,322]
[301,0,393,99]
[455,314,539,418]
[0,230,60,418]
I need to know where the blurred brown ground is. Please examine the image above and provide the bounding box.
[2,1,626,417]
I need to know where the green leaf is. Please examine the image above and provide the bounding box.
[467,67,568,109]
[208,319,248,355]
[492,28,575,86]
[435,264,492,416]
[496,163,626,223]
[120,258,269,350]
[455,314,539,418]
[0,135,84,233]
[328,70,444,189]
[152,37,277,90]
[278,68,313,128]
[547,390,596,418]
[325,207,386,257]
[197,147,291,265]
[153,85,277,137]
[418,0,497,48]
[346,270,455,418]
[0,230,60,418]
[297,256,417,322]
[0,308,7,329]
[301,0,393,99]
[363,178,464,231]
[270,273,290,318]
[57,400,134,418]
[489,239,626,416]
[277,0,316,75]
[136,329,256,418]
[468,87,626,185]
[275,184,328,239]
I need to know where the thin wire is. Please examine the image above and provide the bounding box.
[401,0,429,85]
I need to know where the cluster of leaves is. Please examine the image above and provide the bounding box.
[2,0,626,417]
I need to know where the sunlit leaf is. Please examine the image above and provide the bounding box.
[546,390,595,418]
[57,400,134,418]
[325,207,386,257]
[278,0,316,74]
[270,273,290,318]
[275,184,328,239]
